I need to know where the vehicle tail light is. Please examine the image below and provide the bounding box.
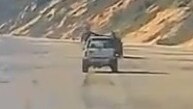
[84,51,88,56]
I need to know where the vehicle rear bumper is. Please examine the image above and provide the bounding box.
[83,57,116,67]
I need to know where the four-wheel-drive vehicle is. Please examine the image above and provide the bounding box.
[81,31,123,57]
[82,36,119,73]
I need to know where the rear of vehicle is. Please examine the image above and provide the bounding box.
[82,36,118,72]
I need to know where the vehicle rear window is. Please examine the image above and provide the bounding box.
[88,39,114,48]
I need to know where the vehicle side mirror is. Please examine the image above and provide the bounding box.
[82,45,86,50]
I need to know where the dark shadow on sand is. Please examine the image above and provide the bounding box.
[93,70,169,75]
[123,56,147,60]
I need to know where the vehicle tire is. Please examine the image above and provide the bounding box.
[110,59,118,72]
[82,59,89,73]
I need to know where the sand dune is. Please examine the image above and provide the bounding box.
[1,0,193,47]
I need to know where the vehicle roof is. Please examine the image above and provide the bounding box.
[88,35,113,40]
